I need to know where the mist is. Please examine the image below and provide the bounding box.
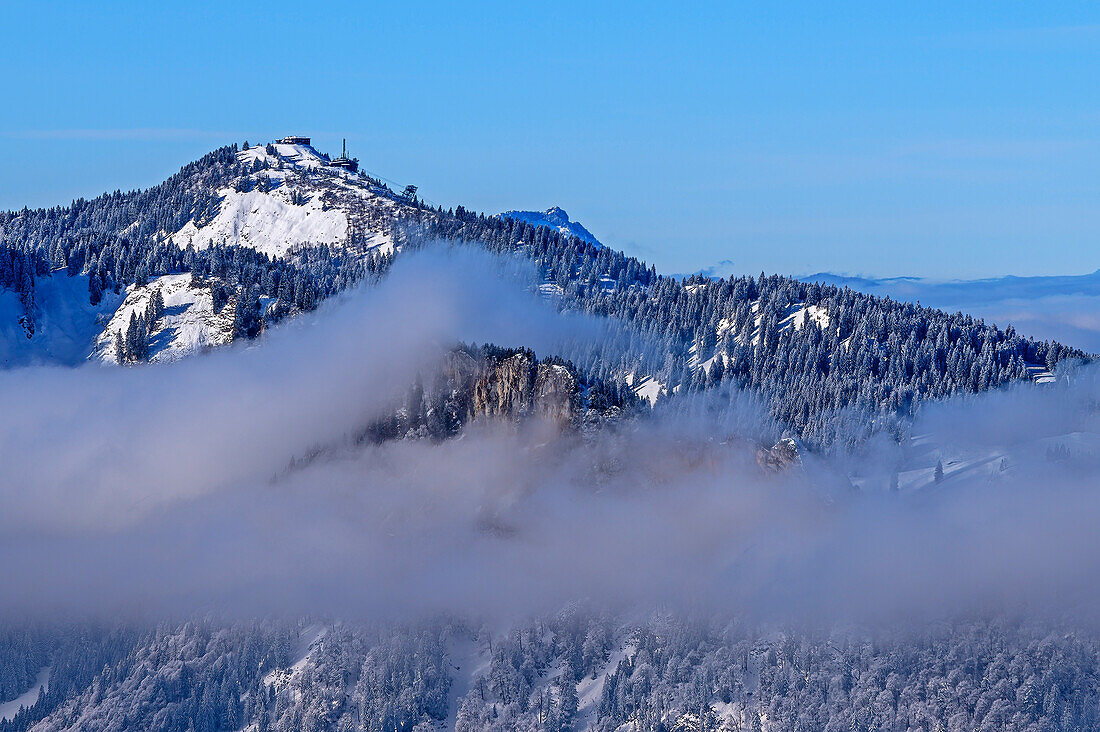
[3,248,1100,628]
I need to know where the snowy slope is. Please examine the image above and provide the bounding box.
[0,667,49,722]
[169,141,406,259]
[262,624,328,692]
[93,273,235,364]
[624,371,666,406]
[500,207,602,247]
[169,187,349,257]
[443,630,492,730]
[622,299,832,406]
[0,271,122,368]
[717,301,830,348]
[0,271,234,368]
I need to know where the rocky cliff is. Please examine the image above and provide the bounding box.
[361,344,631,443]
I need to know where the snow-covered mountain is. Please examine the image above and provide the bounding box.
[170,141,405,258]
[0,141,424,366]
[499,206,601,247]
[0,148,615,368]
[0,138,1088,451]
[6,140,1100,732]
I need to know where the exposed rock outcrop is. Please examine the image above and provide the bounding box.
[756,437,804,473]
[472,352,579,427]
[361,344,630,444]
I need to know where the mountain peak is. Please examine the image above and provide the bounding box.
[499,206,601,247]
[542,206,570,224]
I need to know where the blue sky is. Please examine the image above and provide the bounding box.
[2,1,1099,279]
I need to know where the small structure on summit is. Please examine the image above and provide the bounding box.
[277,136,311,145]
[401,184,418,201]
[327,138,359,172]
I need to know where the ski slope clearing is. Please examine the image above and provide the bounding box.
[170,187,349,258]
[262,624,328,693]
[575,637,636,730]
[443,630,491,730]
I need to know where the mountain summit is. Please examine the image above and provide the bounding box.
[499,206,602,247]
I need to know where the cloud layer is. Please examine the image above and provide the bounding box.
[3,249,1100,627]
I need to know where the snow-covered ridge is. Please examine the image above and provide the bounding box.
[237,142,330,170]
[168,141,405,260]
[499,206,602,247]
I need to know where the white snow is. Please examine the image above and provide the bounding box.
[169,187,348,258]
[168,142,412,260]
[538,282,565,298]
[0,667,50,722]
[0,270,239,368]
[0,270,122,368]
[263,624,328,690]
[575,639,635,731]
[634,376,665,406]
[238,142,331,170]
[717,301,831,350]
[789,303,830,331]
[443,630,491,730]
[93,273,235,364]
[1026,363,1057,384]
[499,206,602,247]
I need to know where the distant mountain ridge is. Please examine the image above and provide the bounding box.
[801,270,1100,354]
[803,270,1100,303]
[498,206,602,247]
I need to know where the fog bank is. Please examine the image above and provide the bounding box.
[2,249,1100,626]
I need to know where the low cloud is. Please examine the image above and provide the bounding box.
[2,249,1100,627]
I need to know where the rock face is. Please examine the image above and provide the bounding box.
[757,437,804,473]
[361,345,625,444]
[472,352,579,427]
